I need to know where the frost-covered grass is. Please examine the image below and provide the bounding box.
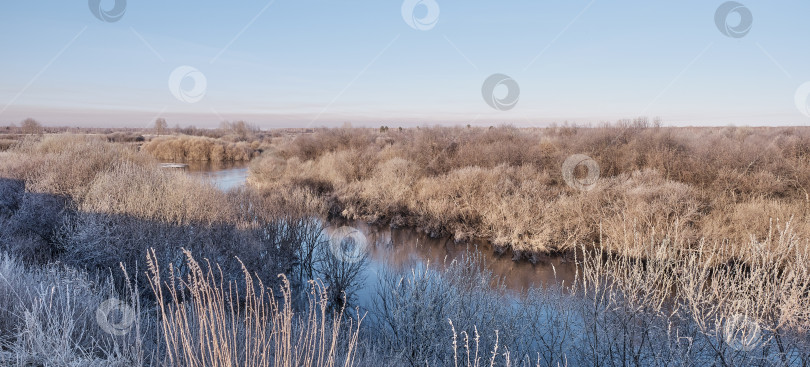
[0,132,808,366]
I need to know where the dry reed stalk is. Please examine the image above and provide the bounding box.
[146,248,363,367]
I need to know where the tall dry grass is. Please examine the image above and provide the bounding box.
[2,129,808,366]
[0,134,153,199]
[0,134,324,298]
[0,134,246,250]
[142,135,259,162]
[572,224,810,366]
[0,135,367,366]
[363,224,810,366]
[146,249,362,367]
[249,124,810,263]
[0,134,254,225]
[81,161,234,225]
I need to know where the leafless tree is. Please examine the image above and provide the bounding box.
[154,118,168,136]
[21,118,42,135]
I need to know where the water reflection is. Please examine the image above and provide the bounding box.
[195,163,579,305]
[342,221,578,295]
[185,161,250,191]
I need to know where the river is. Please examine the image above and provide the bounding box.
[186,161,250,191]
[187,161,577,301]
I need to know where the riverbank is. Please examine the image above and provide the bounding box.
[248,123,810,265]
[0,133,808,366]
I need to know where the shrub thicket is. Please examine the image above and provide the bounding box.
[142,135,260,162]
[250,123,810,262]
[1,131,809,366]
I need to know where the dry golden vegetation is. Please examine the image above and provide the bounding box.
[0,131,808,365]
[142,135,262,162]
[249,122,810,262]
[0,134,313,279]
[146,249,362,367]
[0,135,365,365]
[0,134,239,223]
[0,134,154,199]
[138,120,281,162]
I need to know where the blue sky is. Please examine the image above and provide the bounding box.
[1,1,809,128]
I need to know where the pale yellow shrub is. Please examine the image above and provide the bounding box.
[142,135,256,162]
[249,126,810,264]
[81,162,233,225]
[0,134,152,199]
